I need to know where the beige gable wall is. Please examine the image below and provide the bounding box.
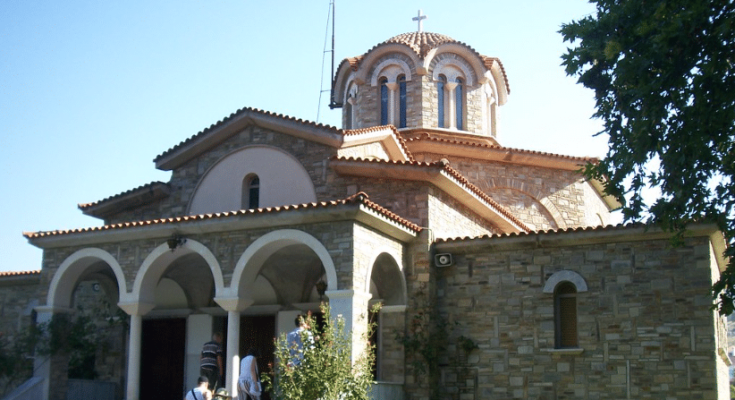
[188,145,317,215]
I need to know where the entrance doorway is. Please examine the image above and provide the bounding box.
[140,318,186,400]
[240,315,275,400]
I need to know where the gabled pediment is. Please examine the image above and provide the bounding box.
[154,108,346,171]
[153,107,412,171]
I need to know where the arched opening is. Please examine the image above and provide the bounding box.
[398,74,407,128]
[232,229,338,390]
[45,249,128,396]
[379,76,389,126]
[455,77,464,130]
[368,252,406,382]
[437,74,447,128]
[133,241,224,400]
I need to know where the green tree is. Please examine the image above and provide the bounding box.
[261,304,377,400]
[560,0,735,313]
[0,326,39,396]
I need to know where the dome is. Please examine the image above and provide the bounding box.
[381,32,456,58]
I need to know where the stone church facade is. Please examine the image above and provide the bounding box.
[4,30,731,400]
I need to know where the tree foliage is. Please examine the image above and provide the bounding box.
[261,304,377,400]
[560,0,735,313]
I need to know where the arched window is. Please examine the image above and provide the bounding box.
[455,77,464,131]
[554,282,578,348]
[437,75,446,128]
[398,75,407,128]
[242,174,260,209]
[345,101,353,129]
[379,77,389,126]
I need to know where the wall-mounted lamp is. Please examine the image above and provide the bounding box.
[167,235,187,251]
[316,279,328,301]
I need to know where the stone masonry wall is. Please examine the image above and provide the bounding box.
[108,126,338,224]
[0,274,40,339]
[427,192,497,239]
[424,234,726,400]
[411,153,606,230]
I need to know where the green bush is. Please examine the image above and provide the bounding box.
[262,303,378,400]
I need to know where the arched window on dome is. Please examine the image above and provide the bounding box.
[455,77,464,131]
[437,75,447,128]
[554,282,578,348]
[485,85,497,137]
[398,74,407,128]
[344,83,358,129]
[242,174,260,209]
[379,77,389,126]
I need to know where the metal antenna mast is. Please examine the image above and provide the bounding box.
[316,0,335,124]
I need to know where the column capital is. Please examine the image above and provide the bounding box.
[118,302,156,317]
[214,297,255,312]
[325,289,372,302]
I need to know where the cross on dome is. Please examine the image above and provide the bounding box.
[412,9,427,32]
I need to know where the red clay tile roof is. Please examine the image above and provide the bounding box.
[382,32,456,56]
[349,32,510,93]
[25,192,421,240]
[331,156,530,232]
[78,181,169,210]
[404,133,598,164]
[0,270,41,278]
[153,107,344,164]
[435,222,670,243]
[343,125,415,162]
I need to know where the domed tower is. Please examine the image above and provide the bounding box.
[331,31,510,143]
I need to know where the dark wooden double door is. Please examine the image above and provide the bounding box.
[139,316,275,400]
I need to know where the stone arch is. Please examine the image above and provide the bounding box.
[230,229,338,299]
[187,145,317,215]
[423,44,486,85]
[128,239,224,305]
[543,270,588,293]
[365,250,406,306]
[354,44,422,85]
[47,248,127,309]
[484,180,567,230]
[431,57,475,86]
[370,58,413,86]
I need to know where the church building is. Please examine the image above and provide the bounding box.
[8,21,731,400]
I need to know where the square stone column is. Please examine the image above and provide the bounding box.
[326,289,372,362]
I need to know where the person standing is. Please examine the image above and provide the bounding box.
[238,348,261,400]
[184,376,212,400]
[200,332,224,391]
[286,314,312,366]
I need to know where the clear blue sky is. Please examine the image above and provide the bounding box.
[0,0,610,272]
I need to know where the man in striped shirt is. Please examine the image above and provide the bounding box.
[200,333,224,391]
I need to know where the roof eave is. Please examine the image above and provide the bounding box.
[435,223,726,271]
[26,202,418,249]
[588,177,624,211]
[80,183,171,219]
[406,137,592,171]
